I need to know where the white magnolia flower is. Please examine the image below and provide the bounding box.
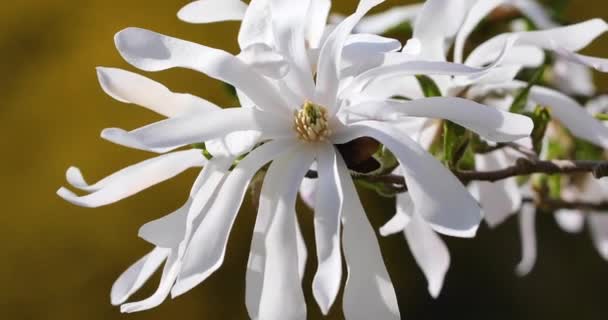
[58,0,533,318]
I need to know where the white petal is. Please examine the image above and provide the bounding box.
[554,48,608,73]
[206,130,261,158]
[516,205,537,276]
[237,43,290,79]
[171,139,297,297]
[340,34,402,77]
[247,147,315,320]
[454,0,504,64]
[338,155,400,320]
[238,0,273,50]
[139,200,189,248]
[554,210,585,234]
[476,81,608,148]
[269,0,316,103]
[100,128,180,154]
[114,27,289,114]
[58,150,205,208]
[111,247,170,306]
[353,4,423,34]
[589,214,608,261]
[404,211,450,298]
[120,252,180,313]
[306,0,331,48]
[467,19,608,66]
[121,107,291,149]
[475,151,522,227]
[510,0,558,29]
[346,97,534,143]
[413,0,471,61]
[312,145,344,315]
[177,0,247,24]
[333,121,482,238]
[552,57,596,96]
[96,67,219,117]
[380,192,413,237]
[299,176,317,209]
[315,0,384,112]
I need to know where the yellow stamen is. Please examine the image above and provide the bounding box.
[294,100,331,142]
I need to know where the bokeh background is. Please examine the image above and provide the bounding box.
[1,0,608,319]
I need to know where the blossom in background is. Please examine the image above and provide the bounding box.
[57,0,535,318]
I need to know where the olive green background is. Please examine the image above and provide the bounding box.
[1,0,607,319]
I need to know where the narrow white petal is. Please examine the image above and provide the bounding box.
[467,19,608,66]
[114,28,289,114]
[58,150,205,208]
[248,147,315,320]
[552,57,596,96]
[380,192,413,237]
[333,121,482,238]
[177,0,247,24]
[299,176,317,209]
[315,0,384,112]
[306,0,331,48]
[139,201,189,248]
[101,128,180,154]
[510,0,558,29]
[555,210,585,234]
[96,67,219,117]
[404,211,450,298]
[312,145,344,315]
[353,4,423,34]
[475,151,522,227]
[120,252,180,313]
[346,98,534,143]
[516,205,537,276]
[589,214,608,261]
[454,0,504,64]
[121,108,291,149]
[338,155,400,320]
[171,140,297,297]
[237,43,290,79]
[554,48,608,73]
[111,247,170,306]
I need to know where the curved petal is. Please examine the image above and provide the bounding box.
[404,211,450,298]
[177,0,247,24]
[139,200,190,248]
[352,4,423,34]
[57,150,205,208]
[413,0,470,61]
[554,48,608,73]
[238,0,273,50]
[299,176,317,209]
[171,139,298,297]
[111,247,170,306]
[333,121,482,238]
[467,19,608,66]
[120,252,180,313]
[237,43,290,79]
[247,147,315,320]
[516,205,537,276]
[114,27,289,114]
[120,107,291,149]
[315,0,384,112]
[100,128,181,154]
[510,0,557,29]
[337,154,400,320]
[346,97,534,143]
[589,214,608,261]
[96,67,219,117]
[552,57,596,96]
[474,81,608,148]
[312,144,343,315]
[475,150,522,227]
[454,0,504,64]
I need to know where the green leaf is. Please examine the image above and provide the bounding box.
[355,179,400,198]
[510,65,546,113]
[415,75,442,98]
[547,175,562,199]
[443,121,469,168]
[595,113,608,121]
[191,143,214,160]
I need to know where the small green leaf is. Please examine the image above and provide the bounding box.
[355,179,400,198]
[547,175,562,199]
[510,65,546,113]
[415,75,442,98]
[443,122,469,168]
[526,106,551,155]
[595,113,608,121]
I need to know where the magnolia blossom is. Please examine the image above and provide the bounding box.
[57,0,536,318]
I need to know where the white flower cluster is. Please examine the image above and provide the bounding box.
[57,0,608,318]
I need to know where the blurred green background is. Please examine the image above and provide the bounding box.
[1,0,607,319]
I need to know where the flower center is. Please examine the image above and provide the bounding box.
[294,101,331,142]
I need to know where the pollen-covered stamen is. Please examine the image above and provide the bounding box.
[294,100,332,142]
